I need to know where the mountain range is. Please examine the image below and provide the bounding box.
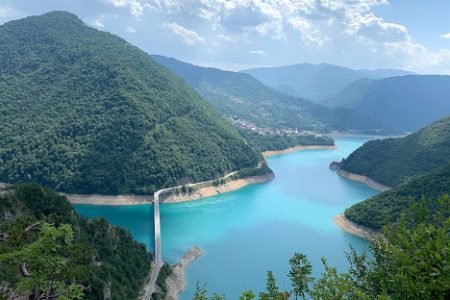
[152,55,390,134]
[323,75,450,132]
[242,63,414,101]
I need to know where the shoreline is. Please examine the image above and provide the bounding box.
[160,173,274,204]
[164,247,203,300]
[262,144,336,158]
[64,193,150,206]
[330,163,390,192]
[65,172,275,206]
[334,214,381,241]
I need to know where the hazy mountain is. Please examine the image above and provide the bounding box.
[0,11,262,195]
[242,63,414,101]
[323,75,450,132]
[153,55,392,134]
[336,116,450,187]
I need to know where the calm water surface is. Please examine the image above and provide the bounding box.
[76,137,377,299]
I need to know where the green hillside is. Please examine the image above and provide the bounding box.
[0,184,152,300]
[323,75,450,132]
[345,164,450,230]
[238,129,334,152]
[242,63,413,102]
[338,116,450,187]
[0,12,262,195]
[152,55,391,134]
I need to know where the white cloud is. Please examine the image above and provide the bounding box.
[103,0,450,74]
[106,0,151,17]
[163,22,205,46]
[0,5,19,24]
[0,5,14,18]
[127,26,136,33]
[249,49,265,56]
[440,33,450,39]
[384,40,450,74]
[346,13,408,42]
[92,16,105,28]
[289,16,330,46]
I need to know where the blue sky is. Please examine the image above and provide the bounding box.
[1,0,450,73]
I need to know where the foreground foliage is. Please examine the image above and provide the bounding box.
[0,184,152,299]
[193,196,450,299]
[0,223,84,300]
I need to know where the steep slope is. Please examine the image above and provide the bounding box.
[0,12,261,195]
[0,184,152,300]
[152,55,391,134]
[242,63,413,101]
[336,116,450,187]
[323,75,450,132]
[344,164,450,230]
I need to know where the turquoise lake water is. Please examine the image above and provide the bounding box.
[75,137,377,299]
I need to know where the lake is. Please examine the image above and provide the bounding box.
[76,137,377,299]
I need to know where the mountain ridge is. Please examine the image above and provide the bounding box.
[0,11,262,195]
[323,75,450,132]
[152,55,393,134]
[242,63,414,101]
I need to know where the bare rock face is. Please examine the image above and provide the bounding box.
[103,282,111,300]
[164,247,203,300]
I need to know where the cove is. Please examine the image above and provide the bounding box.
[75,137,377,299]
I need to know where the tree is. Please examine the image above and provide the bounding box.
[0,223,83,300]
[259,271,285,300]
[193,282,208,300]
[288,252,313,300]
[309,258,361,300]
[240,290,256,300]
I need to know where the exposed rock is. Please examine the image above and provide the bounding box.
[164,247,203,300]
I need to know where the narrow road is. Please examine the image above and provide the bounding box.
[142,188,169,299]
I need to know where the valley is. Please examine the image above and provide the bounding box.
[0,7,449,300]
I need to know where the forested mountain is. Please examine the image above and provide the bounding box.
[345,164,450,229]
[0,11,262,195]
[152,55,391,134]
[323,75,450,132]
[336,116,450,187]
[242,63,413,101]
[0,184,153,300]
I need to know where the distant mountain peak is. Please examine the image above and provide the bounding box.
[242,63,413,101]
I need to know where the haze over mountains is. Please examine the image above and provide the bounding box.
[242,63,415,101]
[0,11,261,195]
[153,55,389,134]
[323,75,450,132]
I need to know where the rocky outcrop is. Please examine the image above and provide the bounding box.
[164,247,203,300]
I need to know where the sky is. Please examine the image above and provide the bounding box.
[1,0,450,74]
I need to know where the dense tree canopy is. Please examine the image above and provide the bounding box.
[339,116,450,187]
[0,11,262,195]
[0,184,152,299]
[345,166,450,230]
[238,130,334,152]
